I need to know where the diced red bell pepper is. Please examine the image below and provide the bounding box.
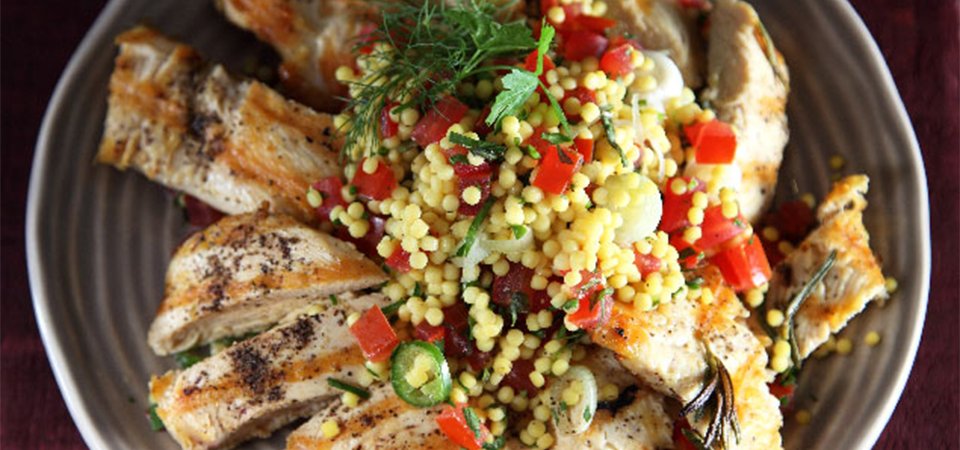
[524,50,556,87]
[351,158,397,201]
[634,251,663,277]
[697,205,748,252]
[384,247,412,273]
[573,137,594,162]
[380,102,398,139]
[411,96,468,146]
[436,404,489,450]
[349,306,399,362]
[311,176,347,223]
[768,381,795,403]
[563,87,598,121]
[685,119,738,165]
[561,31,609,61]
[659,177,707,233]
[356,22,378,55]
[600,43,635,78]
[182,194,225,228]
[414,321,445,344]
[710,237,772,292]
[502,359,537,395]
[533,145,583,195]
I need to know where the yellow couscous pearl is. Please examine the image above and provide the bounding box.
[766,309,785,327]
[835,337,853,355]
[321,420,341,439]
[885,277,899,293]
[864,331,882,346]
[795,409,812,425]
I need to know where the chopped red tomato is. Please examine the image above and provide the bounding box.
[768,381,795,402]
[566,271,613,330]
[380,103,398,139]
[533,145,583,195]
[452,159,494,216]
[671,234,705,270]
[600,43,635,78]
[384,247,412,273]
[659,177,707,233]
[634,251,663,277]
[710,237,772,292]
[355,22,378,55]
[472,104,493,137]
[349,306,399,362]
[566,290,613,330]
[436,404,489,450]
[697,205,748,252]
[561,31,608,61]
[414,321,445,344]
[672,418,699,450]
[334,214,385,260]
[502,359,537,395]
[571,15,617,33]
[411,96,468,146]
[685,119,737,164]
[573,137,594,162]
[351,158,397,201]
[524,50,556,87]
[311,177,347,223]
[182,194,225,228]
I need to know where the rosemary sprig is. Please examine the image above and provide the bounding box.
[341,1,537,160]
[681,352,740,449]
[784,250,837,368]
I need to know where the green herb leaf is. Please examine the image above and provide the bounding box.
[413,282,423,298]
[600,107,628,168]
[327,378,372,400]
[449,132,507,161]
[147,404,165,431]
[329,294,339,306]
[510,225,528,239]
[486,68,539,127]
[535,21,556,75]
[583,406,593,423]
[562,299,579,311]
[482,435,506,450]
[456,197,496,257]
[174,348,207,369]
[449,154,470,165]
[463,406,482,439]
[541,131,572,144]
[525,144,541,159]
[507,292,529,327]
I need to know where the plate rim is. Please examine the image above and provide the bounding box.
[24,0,932,449]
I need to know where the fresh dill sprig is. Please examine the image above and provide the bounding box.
[340,1,536,161]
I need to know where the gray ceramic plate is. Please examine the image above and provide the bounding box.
[26,0,930,449]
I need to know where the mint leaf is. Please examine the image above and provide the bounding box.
[486,69,539,126]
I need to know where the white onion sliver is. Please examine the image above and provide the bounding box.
[547,366,598,435]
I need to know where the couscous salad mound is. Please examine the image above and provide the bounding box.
[94,1,891,449]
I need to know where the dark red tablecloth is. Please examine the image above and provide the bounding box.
[1,1,957,449]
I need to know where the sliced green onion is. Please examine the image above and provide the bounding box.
[327,378,371,400]
[390,341,452,407]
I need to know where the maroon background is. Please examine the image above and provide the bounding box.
[1,1,957,449]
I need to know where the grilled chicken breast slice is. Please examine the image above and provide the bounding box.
[591,274,783,449]
[286,383,451,450]
[97,26,342,224]
[766,175,887,358]
[552,348,676,450]
[150,293,388,450]
[694,0,789,223]
[148,211,386,356]
[605,0,706,88]
[215,0,371,112]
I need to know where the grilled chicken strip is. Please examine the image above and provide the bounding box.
[148,211,386,355]
[591,273,783,449]
[149,293,388,450]
[766,175,887,358]
[215,0,373,112]
[693,0,789,223]
[552,348,676,450]
[286,383,451,450]
[605,0,706,88]
[97,26,342,224]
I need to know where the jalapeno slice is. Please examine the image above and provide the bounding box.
[391,340,452,407]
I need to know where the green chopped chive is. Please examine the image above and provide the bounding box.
[327,378,371,400]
